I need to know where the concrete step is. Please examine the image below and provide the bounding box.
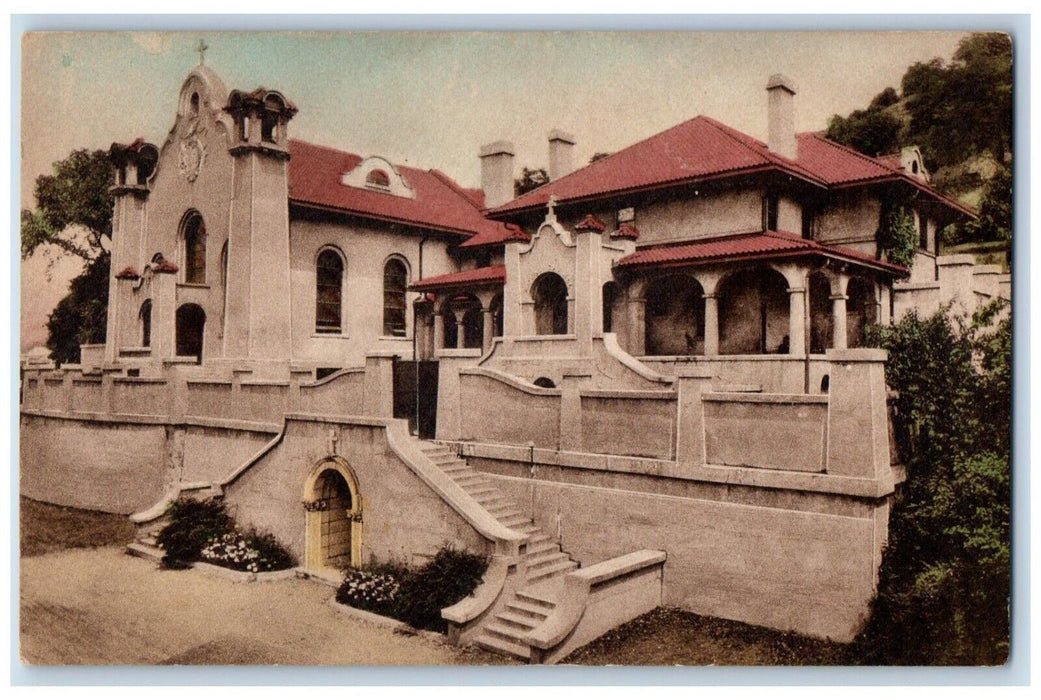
[432,456,464,467]
[474,493,508,507]
[461,485,498,499]
[440,464,472,475]
[500,514,532,528]
[526,559,578,583]
[495,610,541,630]
[484,622,530,646]
[455,475,488,488]
[475,634,530,661]
[525,549,567,569]
[505,599,552,620]
[487,504,522,518]
[524,539,558,557]
[514,590,557,611]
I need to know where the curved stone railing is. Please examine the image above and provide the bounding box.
[599,333,673,386]
[441,554,516,645]
[381,417,527,556]
[525,549,666,664]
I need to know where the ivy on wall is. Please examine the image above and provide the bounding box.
[877,203,918,269]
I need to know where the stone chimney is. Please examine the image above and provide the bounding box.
[479,140,515,209]
[766,74,798,160]
[548,129,576,181]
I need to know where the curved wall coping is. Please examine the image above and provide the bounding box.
[600,333,672,385]
[300,366,366,389]
[458,367,562,397]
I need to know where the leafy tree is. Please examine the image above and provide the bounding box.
[44,256,110,365]
[22,149,114,363]
[514,166,549,196]
[22,149,113,263]
[589,151,612,163]
[857,304,1011,664]
[901,33,1012,170]
[959,165,1012,244]
[826,97,904,157]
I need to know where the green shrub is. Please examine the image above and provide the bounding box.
[856,304,1011,664]
[394,547,489,633]
[335,546,488,633]
[155,497,295,572]
[156,498,233,568]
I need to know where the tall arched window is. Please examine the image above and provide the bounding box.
[182,212,207,284]
[139,300,152,348]
[316,248,345,334]
[532,273,569,335]
[383,258,408,337]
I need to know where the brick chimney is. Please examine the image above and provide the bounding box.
[766,74,798,160]
[479,140,515,209]
[548,129,576,181]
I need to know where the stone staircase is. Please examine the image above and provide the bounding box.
[414,440,579,660]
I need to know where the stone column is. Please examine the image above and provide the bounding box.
[482,308,494,352]
[455,314,465,350]
[675,369,713,465]
[433,312,445,354]
[824,348,892,488]
[831,294,848,350]
[703,294,719,356]
[787,287,806,356]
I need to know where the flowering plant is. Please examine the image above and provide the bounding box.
[199,529,294,573]
[335,568,402,617]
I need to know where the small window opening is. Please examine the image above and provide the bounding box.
[820,375,830,393]
[190,92,200,116]
[764,195,779,231]
[366,169,391,189]
[261,113,278,143]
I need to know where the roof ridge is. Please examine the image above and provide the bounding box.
[493,115,711,211]
[801,131,900,173]
[428,169,484,210]
[701,117,825,182]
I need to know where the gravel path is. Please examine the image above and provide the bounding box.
[20,547,507,666]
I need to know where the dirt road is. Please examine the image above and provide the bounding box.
[20,547,504,665]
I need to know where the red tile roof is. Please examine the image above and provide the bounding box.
[410,264,506,291]
[458,222,530,249]
[287,140,517,241]
[575,214,607,232]
[617,231,907,276]
[488,116,973,218]
[612,223,640,240]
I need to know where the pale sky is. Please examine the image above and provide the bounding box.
[19,30,970,350]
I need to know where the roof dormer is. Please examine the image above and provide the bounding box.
[341,156,416,199]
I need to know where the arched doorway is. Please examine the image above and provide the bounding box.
[644,275,704,355]
[718,267,789,355]
[532,272,568,335]
[175,303,206,362]
[846,277,877,348]
[304,459,362,571]
[808,271,832,355]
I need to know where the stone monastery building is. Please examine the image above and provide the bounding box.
[21,63,1010,662]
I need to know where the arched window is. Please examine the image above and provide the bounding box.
[532,273,569,335]
[139,300,152,348]
[367,169,391,189]
[182,212,207,284]
[316,248,345,334]
[383,258,408,337]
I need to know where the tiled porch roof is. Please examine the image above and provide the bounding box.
[617,231,908,276]
[410,264,506,292]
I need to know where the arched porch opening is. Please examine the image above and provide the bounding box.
[644,274,705,356]
[602,282,621,334]
[531,272,569,335]
[304,458,362,571]
[441,293,482,349]
[489,292,504,339]
[175,303,206,362]
[808,271,833,355]
[846,276,878,348]
[718,267,789,355]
